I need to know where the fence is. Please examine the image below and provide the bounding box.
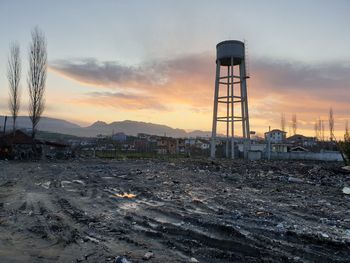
[269,151,343,161]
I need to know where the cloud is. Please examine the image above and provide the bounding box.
[49,53,214,109]
[50,58,167,88]
[250,58,350,91]
[49,53,213,89]
[49,54,350,135]
[74,91,168,111]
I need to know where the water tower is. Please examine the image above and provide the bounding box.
[210,40,250,159]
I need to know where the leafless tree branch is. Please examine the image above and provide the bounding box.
[28,26,47,140]
[281,113,286,132]
[329,107,334,141]
[7,42,21,133]
[292,114,297,135]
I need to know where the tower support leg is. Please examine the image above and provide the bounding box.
[230,57,235,159]
[210,61,220,158]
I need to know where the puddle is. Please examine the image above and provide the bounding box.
[114,193,137,198]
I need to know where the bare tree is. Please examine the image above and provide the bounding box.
[281,113,286,132]
[28,27,47,140]
[345,120,349,141]
[292,114,297,135]
[7,42,21,133]
[314,119,319,139]
[329,107,334,141]
[321,119,325,141]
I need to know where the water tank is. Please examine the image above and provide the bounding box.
[216,40,245,66]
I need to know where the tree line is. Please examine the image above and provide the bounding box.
[5,26,47,141]
[280,108,348,142]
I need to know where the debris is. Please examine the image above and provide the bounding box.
[256,211,272,216]
[342,187,350,195]
[320,232,329,238]
[83,235,100,243]
[114,257,132,263]
[61,180,72,187]
[342,166,350,172]
[288,176,304,183]
[276,223,284,229]
[344,229,350,239]
[41,181,51,189]
[143,251,154,260]
[1,159,350,262]
[72,180,85,185]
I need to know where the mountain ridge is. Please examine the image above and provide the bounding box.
[0,116,213,138]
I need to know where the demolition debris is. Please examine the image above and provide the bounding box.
[0,158,350,262]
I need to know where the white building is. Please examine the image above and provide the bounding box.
[264,129,287,144]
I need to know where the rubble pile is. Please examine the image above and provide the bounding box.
[0,158,349,262]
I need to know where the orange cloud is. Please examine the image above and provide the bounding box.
[49,54,350,137]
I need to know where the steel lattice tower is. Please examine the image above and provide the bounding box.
[210,40,250,159]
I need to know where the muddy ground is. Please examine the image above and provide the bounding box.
[0,158,350,263]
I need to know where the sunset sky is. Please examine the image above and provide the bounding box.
[0,0,349,138]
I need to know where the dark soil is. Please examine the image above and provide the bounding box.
[0,158,349,262]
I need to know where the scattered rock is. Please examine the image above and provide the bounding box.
[83,235,100,243]
[344,229,350,239]
[267,170,274,175]
[61,180,72,188]
[114,256,132,263]
[226,173,240,180]
[72,180,85,185]
[342,187,350,195]
[143,251,154,260]
[288,176,304,183]
[320,232,329,238]
[342,166,350,172]
[41,181,51,189]
[2,158,350,262]
[276,223,284,229]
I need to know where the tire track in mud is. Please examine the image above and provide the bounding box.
[1,160,350,262]
[117,202,262,262]
[113,189,350,263]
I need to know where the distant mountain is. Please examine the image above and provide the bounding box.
[86,120,189,138]
[0,116,213,138]
[187,130,212,138]
[0,116,82,135]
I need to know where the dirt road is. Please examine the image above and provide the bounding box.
[0,158,349,262]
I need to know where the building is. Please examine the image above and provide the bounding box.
[134,139,154,152]
[156,136,177,155]
[286,134,317,147]
[265,129,287,143]
[0,130,38,159]
[0,130,69,159]
[290,146,309,152]
[195,139,210,150]
[271,144,288,153]
[177,138,186,154]
[137,133,152,140]
[112,132,127,142]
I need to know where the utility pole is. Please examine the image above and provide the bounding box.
[3,116,8,135]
